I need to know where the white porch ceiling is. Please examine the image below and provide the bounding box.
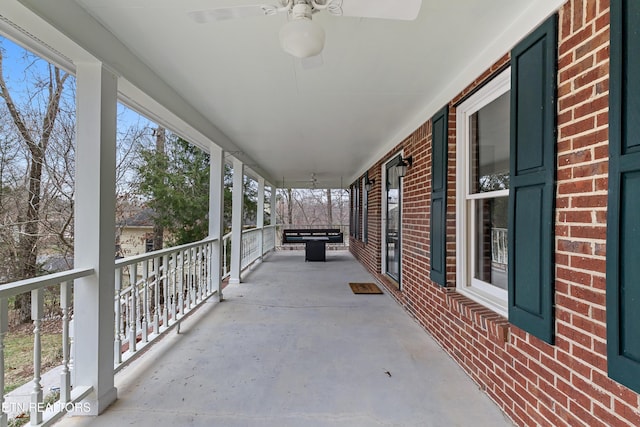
[9,0,564,188]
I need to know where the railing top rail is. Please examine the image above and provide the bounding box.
[234,224,277,237]
[241,227,263,236]
[277,224,349,228]
[116,236,217,267]
[0,267,94,299]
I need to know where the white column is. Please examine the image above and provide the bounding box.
[270,186,277,248]
[229,157,244,284]
[257,176,265,261]
[270,186,277,226]
[73,62,118,415]
[209,146,225,300]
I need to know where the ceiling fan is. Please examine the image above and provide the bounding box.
[282,173,320,188]
[188,0,422,59]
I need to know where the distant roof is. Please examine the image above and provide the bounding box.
[119,208,156,227]
[38,254,74,273]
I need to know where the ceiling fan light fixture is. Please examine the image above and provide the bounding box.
[279,16,325,58]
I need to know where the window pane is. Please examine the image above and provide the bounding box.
[470,92,510,193]
[473,196,508,290]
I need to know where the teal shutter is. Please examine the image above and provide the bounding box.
[430,106,448,286]
[607,0,640,393]
[508,14,557,344]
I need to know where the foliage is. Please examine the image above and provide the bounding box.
[136,134,261,246]
[137,136,210,245]
[8,389,61,426]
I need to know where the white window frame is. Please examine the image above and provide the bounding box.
[362,175,368,243]
[456,68,511,317]
[381,152,404,286]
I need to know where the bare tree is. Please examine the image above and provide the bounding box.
[152,126,165,251]
[276,188,348,229]
[0,46,70,322]
[326,189,333,227]
[286,188,293,225]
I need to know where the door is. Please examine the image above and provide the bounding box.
[386,157,402,285]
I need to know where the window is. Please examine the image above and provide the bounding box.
[145,235,155,253]
[362,175,368,243]
[456,69,511,316]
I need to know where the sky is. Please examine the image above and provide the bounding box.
[0,34,155,132]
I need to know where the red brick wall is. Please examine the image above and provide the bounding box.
[351,1,640,425]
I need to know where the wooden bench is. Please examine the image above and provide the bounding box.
[282,229,344,261]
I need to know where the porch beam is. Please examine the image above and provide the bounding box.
[73,61,118,415]
[208,145,225,300]
[229,157,244,284]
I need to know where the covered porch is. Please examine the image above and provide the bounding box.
[0,0,569,425]
[57,250,510,427]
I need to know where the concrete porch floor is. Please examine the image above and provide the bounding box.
[57,250,513,426]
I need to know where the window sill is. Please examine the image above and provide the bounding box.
[445,290,510,343]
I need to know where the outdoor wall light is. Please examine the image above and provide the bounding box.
[365,177,376,192]
[395,155,413,178]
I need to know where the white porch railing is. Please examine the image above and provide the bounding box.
[0,268,94,427]
[222,225,277,280]
[240,228,261,271]
[114,237,217,370]
[491,227,508,265]
[0,225,277,426]
[263,225,276,254]
[222,231,232,280]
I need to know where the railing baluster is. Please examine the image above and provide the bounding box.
[31,288,44,425]
[60,281,72,404]
[153,256,160,335]
[223,238,228,277]
[204,244,209,295]
[114,268,122,364]
[193,246,202,305]
[187,248,193,309]
[201,244,207,295]
[141,261,149,343]
[129,264,137,353]
[162,254,169,328]
[182,250,186,313]
[192,247,197,306]
[205,243,211,295]
[193,247,199,305]
[209,243,214,291]
[170,254,177,325]
[0,297,8,427]
[177,252,183,316]
[188,248,193,307]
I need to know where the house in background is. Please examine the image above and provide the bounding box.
[116,209,162,258]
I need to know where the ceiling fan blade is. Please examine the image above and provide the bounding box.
[300,54,324,70]
[188,5,279,23]
[332,0,422,21]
